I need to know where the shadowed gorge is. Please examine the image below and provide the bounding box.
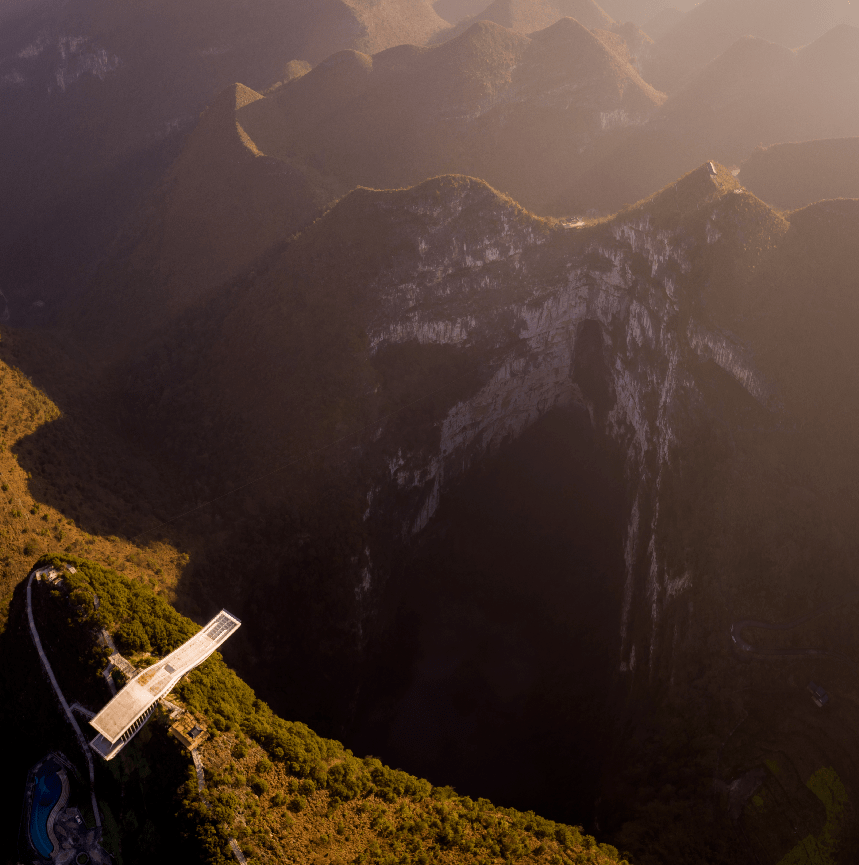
[5,1,859,862]
[351,406,629,823]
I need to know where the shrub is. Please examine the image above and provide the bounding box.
[256,757,272,774]
[249,775,269,796]
[270,792,287,807]
[212,790,238,827]
[288,796,307,813]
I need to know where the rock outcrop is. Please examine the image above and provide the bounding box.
[350,165,783,679]
[107,163,803,695]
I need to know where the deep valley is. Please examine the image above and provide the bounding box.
[3,1,859,864]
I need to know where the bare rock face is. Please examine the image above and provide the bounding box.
[350,165,780,680]
[106,163,797,703]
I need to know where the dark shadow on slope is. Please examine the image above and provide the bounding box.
[350,404,628,829]
[0,328,187,545]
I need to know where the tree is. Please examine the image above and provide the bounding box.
[116,620,152,653]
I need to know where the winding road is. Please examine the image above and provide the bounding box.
[27,567,247,862]
[731,592,859,668]
[26,569,102,831]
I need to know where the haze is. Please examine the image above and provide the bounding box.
[2,1,859,864]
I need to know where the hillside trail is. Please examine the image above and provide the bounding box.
[730,591,859,666]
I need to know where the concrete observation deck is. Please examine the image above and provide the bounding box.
[89,610,240,760]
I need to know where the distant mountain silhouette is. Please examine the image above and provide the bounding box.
[472,0,615,31]
[434,0,626,45]
[598,0,697,25]
[641,6,684,39]
[433,0,491,23]
[645,0,859,91]
[668,36,794,109]
[662,26,859,156]
[0,0,448,322]
[548,23,859,216]
[739,138,859,210]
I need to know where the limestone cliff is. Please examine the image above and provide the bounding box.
[347,165,784,682]
[27,160,859,862]
[109,163,798,699]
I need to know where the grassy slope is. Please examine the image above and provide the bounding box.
[0,334,185,630]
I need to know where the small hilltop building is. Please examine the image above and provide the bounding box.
[170,713,208,751]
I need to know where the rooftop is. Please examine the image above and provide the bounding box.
[89,610,240,746]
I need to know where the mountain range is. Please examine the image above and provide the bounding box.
[549,22,859,216]
[4,0,857,324]
[22,160,857,863]
[644,0,859,90]
[4,0,859,861]
[69,14,665,356]
[437,0,616,36]
[0,0,449,320]
[739,137,859,210]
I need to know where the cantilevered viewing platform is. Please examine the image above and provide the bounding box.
[89,609,240,760]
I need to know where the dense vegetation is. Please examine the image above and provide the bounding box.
[31,553,629,865]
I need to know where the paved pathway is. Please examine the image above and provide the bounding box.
[229,838,248,864]
[99,629,116,654]
[103,668,117,696]
[191,748,206,793]
[70,702,96,720]
[26,570,102,831]
[191,744,245,862]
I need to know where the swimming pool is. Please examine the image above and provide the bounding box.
[29,767,62,857]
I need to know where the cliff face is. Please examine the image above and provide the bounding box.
[353,165,780,682]
[24,161,859,860]
[95,164,797,710]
